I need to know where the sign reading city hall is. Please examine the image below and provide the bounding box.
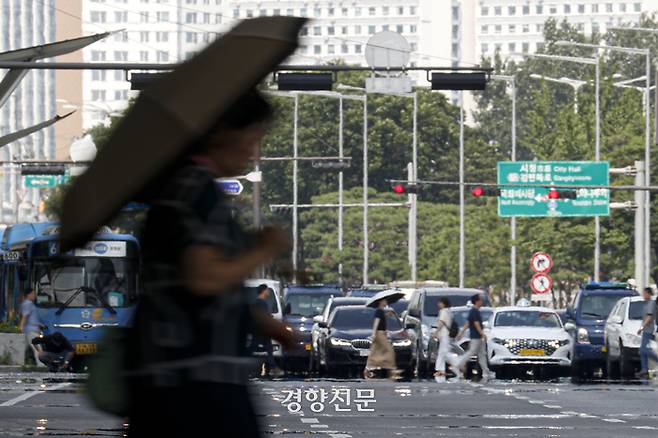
[497,161,610,217]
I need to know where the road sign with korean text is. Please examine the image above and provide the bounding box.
[497,161,610,217]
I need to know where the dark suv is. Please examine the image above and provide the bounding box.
[404,288,491,377]
[564,282,638,381]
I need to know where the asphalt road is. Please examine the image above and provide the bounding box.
[0,372,657,437]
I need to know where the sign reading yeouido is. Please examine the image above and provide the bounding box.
[497,161,610,217]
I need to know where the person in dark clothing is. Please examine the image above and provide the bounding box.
[32,332,75,372]
[365,298,401,380]
[250,285,284,377]
[455,294,494,381]
[127,90,298,437]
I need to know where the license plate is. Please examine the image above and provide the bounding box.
[519,348,545,356]
[304,343,312,351]
[601,345,607,353]
[359,350,369,357]
[75,343,97,355]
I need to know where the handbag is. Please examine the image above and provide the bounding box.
[87,327,132,417]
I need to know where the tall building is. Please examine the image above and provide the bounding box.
[0,0,57,222]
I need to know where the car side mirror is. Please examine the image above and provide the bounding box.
[610,315,623,324]
[564,322,576,332]
[313,315,323,324]
[318,321,327,328]
[482,321,490,329]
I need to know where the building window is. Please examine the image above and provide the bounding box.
[341,44,348,54]
[495,43,502,52]
[328,45,335,54]
[522,24,530,33]
[564,4,571,14]
[341,26,348,35]
[186,12,196,23]
[523,5,530,15]
[114,51,128,61]
[536,5,543,14]
[314,7,321,16]
[140,51,149,61]
[452,6,459,19]
[300,27,308,36]
[91,70,106,81]
[410,6,417,14]
[258,9,266,16]
[635,3,642,12]
[577,23,585,31]
[327,26,335,35]
[508,43,516,52]
[90,11,107,22]
[341,7,348,16]
[536,23,544,32]
[273,9,280,16]
[157,51,169,62]
[157,11,169,21]
[592,22,600,33]
[156,32,169,42]
[313,26,321,36]
[114,11,127,22]
[186,32,197,43]
[481,6,489,16]
[494,6,501,15]
[606,3,613,12]
[620,3,626,12]
[382,24,389,32]
[355,44,362,54]
[139,31,149,42]
[233,9,239,18]
[300,8,307,16]
[91,50,106,61]
[246,10,253,18]
[592,4,599,13]
[314,45,321,54]
[481,25,488,34]
[495,25,502,34]
[397,6,404,15]
[286,8,293,16]
[549,5,557,14]
[509,24,516,33]
[328,7,334,16]
[383,6,389,15]
[578,4,585,13]
[396,24,403,33]
[481,43,488,53]
[355,7,361,16]
[537,42,545,51]
[520,42,528,52]
[91,90,106,101]
[299,45,307,54]
[508,6,516,15]
[355,25,362,35]
[409,24,417,33]
[368,7,376,16]
[369,25,376,34]
[114,90,128,101]
[410,42,417,51]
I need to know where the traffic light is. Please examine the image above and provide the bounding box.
[391,183,422,194]
[277,73,334,91]
[547,189,577,200]
[21,164,66,175]
[471,186,501,197]
[431,72,488,90]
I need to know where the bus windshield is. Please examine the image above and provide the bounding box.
[33,257,138,308]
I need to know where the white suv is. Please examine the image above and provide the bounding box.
[605,296,658,379]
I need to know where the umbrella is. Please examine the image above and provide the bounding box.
[59,17,306,251]
[366,289,406,308]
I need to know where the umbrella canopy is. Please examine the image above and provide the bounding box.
[60,17,306,251]
[366,289,406,308]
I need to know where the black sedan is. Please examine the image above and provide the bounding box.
[317,306,413,377]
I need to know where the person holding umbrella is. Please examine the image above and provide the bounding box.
[58,17,306,438]
[364,290,404,380]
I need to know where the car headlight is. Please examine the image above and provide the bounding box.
[329,338,352,347]
[623,332,641,345]
[577,327,589,344]
[298,326,307,332]
[421,324,430,341]
[548,339,570,349]
[492,337,505,345]
[393,339,412,347]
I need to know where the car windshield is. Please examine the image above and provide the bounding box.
[285,293,336,317]
[327,300,367,316]
[579,294,629,320]
[246,287,279,314]
[330,307,402,330]
[424,295,471,316]
[34,257,137,308]
[494,311,561,328]
[453,309,493,327]
[629,301,646,320]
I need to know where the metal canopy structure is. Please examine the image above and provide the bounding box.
[0,111,75,148]
[0,31,113,110]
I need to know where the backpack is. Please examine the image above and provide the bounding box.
[448,319,460,339]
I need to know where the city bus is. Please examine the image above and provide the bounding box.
[27,226,140,369]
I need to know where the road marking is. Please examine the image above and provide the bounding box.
[602,419,626,423]
[311,424,329,428]
[0,382,71,407]
[543,405,562,409]
[634,426,658,430]
[301,418,319,424]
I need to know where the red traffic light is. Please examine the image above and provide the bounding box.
[548,189,559,200]
[471,186,485,197]
[547,189,577,200]
[392,184,406,194]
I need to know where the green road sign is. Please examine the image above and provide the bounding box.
[24,175,60,188]
[497,161,610,217]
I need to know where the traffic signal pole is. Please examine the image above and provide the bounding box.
[635,161,647,292]
[459,91,465,288]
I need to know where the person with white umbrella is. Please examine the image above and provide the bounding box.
[364,290,404,380]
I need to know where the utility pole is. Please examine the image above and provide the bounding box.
[636,161,647,292]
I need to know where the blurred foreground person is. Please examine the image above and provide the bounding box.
[127,90,297,437]
[32,332,75,372]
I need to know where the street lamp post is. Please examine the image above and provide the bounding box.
[520,52,601,282]
[556,41,652,287]
[491,74,516,304]
[529,74,587,113]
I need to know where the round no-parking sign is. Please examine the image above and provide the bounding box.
[530,252,553,274]
[530,273,553,294]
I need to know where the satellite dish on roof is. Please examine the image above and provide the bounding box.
[365,31,411,71]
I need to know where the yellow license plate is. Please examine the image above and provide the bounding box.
[304,343,312,351]
[519,348,545,356]
[75,343,97,355]
[601,345,607,353]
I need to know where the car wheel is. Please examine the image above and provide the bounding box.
[414,342,425,379]
[619,345,634,379]
[606,343,620,380]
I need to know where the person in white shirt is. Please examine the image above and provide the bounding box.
[432,297,461,382]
